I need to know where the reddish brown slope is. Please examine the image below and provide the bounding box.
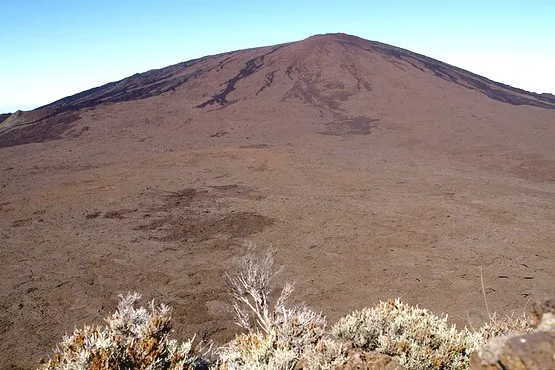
[0,34,554,369]
[1,33,555,148]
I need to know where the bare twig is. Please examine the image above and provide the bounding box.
[480,267,492,320]
[225,246,292,333]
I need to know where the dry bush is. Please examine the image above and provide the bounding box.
[217,307,348,370]
[476,267,534,341]
[478,312,533,341]
[223,247,288,334]
[218,247,347,369]
[37,248,535,370]
[331,298,535,370]
[38,292,205,370]
[331,299,484,370]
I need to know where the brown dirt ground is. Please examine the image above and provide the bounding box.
[0,34,554,368]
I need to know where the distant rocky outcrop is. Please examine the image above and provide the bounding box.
[0,108,81,147]
[0,113,11,125]
[0,108,54,129]
[471,299,555,370]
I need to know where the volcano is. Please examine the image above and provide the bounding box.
[1,34,554,368]
[2,33,555,148]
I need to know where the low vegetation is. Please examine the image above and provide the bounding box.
[38,248,533,370]
[38,292,203,370]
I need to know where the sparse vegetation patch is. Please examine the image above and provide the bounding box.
[38,247,536,370]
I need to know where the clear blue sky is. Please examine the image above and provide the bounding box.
[1,0,554,112]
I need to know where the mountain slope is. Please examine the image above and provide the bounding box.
[1,33,554,148]
[0,34,554,369]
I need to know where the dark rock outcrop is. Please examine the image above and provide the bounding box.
[0,113,11,125]
[471,299,555,370]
